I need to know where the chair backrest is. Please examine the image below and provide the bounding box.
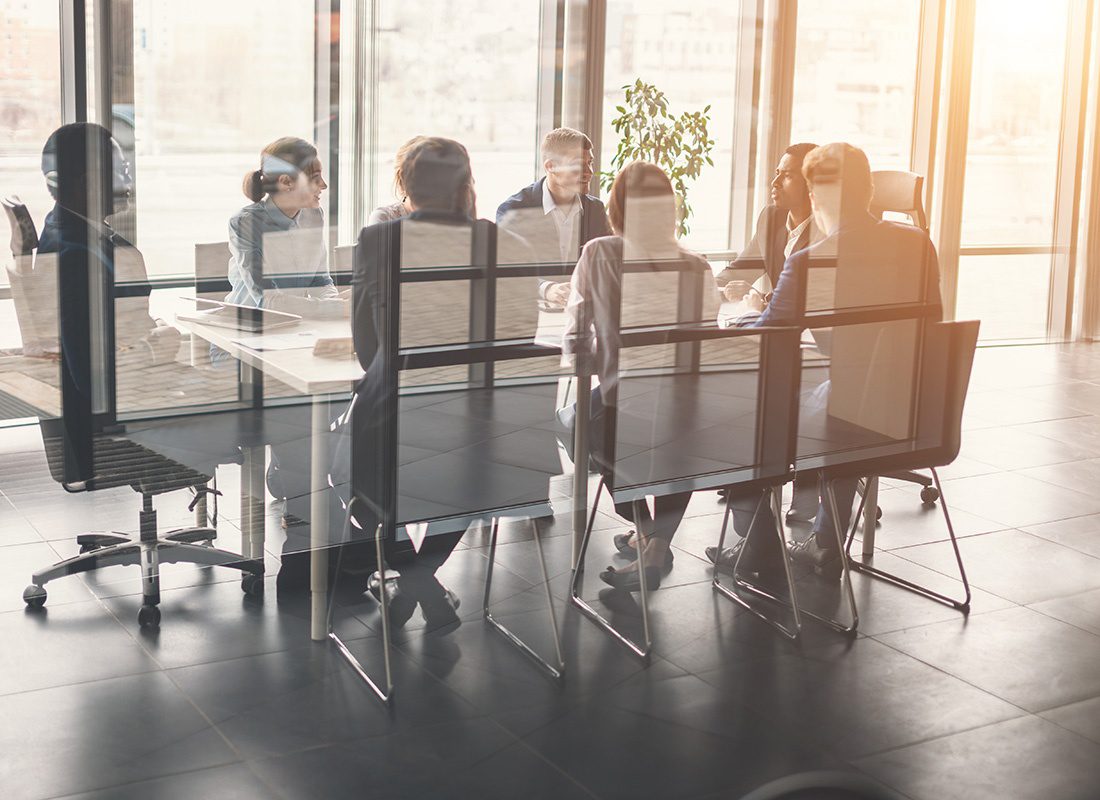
[870,170,927,230]
[916,319,979,464]
[2,195,39,258]
[194,241,231,298]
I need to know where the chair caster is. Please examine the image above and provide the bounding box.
[138,604,161,627]
[920,486,940,504]
[241,574,265,596]
[23,585,46,608]
[877,507,883,521]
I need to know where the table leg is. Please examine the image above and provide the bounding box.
[862,476,878,557]
[310,395,330,641]
[240,445,265,562]
[571,374,591,569]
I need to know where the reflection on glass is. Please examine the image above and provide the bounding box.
[960,0,1068,246]
[955,254,1050,341]
[603,1,743,250]
[791,0,921,171]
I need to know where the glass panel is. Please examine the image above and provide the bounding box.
[959,0,1069,245]
[0,4,61,423]
[602,1,744,250]
[129,0,316,279]
[370,1,543,224]
[791,0,922,170]
[955,254,1051,341]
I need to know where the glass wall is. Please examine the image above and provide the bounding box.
[1,1,62,354]
[368,0,543,226]
[790,0,922,172]
[954,0,1070,340]
[601,1,744,251]
[129,1,316,279]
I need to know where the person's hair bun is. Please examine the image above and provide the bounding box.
[242,169,265,201]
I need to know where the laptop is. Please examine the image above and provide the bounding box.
[176,297,301,332]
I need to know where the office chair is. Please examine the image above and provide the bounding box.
[3,196,59,359]
[867,170,940,505]
[24,418,265,627]
[21,213,264,628]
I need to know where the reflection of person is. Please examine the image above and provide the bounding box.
[38,122,180,399]
[563,161,712,593]
[496,127,611,305]
[348,136,482,624]
[716,142,821,300]
[710,143,942,582]
[367,136,424,225]
[226,137,345,318]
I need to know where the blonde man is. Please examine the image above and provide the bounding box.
[496,127,611,306]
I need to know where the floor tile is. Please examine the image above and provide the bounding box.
[0,671,238,800]
[856,715,1100,800]
[52,763,276,800]
[1029,587,1100,636]
[875,606,1100,712]
[0,601,159,696]
[1040,696,1100,746]
[894,529,1100,605]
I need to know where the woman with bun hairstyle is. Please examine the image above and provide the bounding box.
[226,137,345,318]
[367,135,424,225]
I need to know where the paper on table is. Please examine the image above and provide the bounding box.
[232,331,319,351]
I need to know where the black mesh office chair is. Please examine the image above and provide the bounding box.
[16,180,264,627]
[24,418,265,627]
[866,170,940,505]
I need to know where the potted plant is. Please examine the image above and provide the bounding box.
[601,79,715,238]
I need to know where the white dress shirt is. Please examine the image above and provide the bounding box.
[542,179,583,265]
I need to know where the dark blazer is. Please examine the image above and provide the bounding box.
[715,204,815,288]
[752,214,942,330]
[495,178,611,262]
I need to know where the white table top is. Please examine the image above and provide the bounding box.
[179,315,363,396]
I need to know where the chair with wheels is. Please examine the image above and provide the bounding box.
[866,170,941,506]
[18,130,264,626]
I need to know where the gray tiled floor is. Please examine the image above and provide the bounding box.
[2,342,1100,799]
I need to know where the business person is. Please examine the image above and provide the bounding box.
[367,136,424,225]
[347,136,485,629]
[716,142,822,296]
[563,161,714,593]
[710,143,942,581]
[226,137,345,318]
[37,123,182,395]
[496,127,611,305]
[717,143,823,522]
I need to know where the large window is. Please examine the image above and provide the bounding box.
[953,0,1071,340]
[129,0,316,279]
[1,2,62,296]
[790,0,922,171]
[601,1,744,250]
[368,0,543,225]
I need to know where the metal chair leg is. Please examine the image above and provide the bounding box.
[712,486,804,641]
[483,516,565,682]
[843,467,970,610]
[327,516,394,706]
[569,478,653,662]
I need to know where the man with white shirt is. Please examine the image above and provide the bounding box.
[716,142,823,522]
[496,127,612,307]
[716,142,821,301]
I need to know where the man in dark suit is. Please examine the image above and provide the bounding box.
[711,143,942,581]
[717,142,822,523]
[716,142,821,299]
[495,127,611,307]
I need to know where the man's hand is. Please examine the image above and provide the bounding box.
[742,289,767,313]
[722,280,753,303]
[545,281,572,307]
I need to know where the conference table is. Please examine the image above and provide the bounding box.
[177,315,361,640]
